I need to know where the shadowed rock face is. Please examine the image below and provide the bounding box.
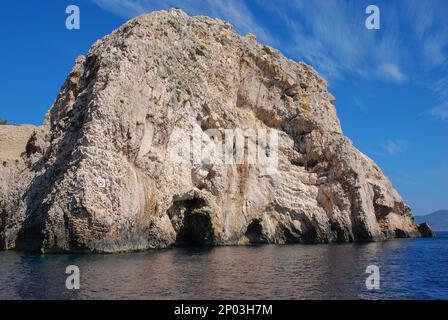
[418,223,436,238]
[0,9,423,253]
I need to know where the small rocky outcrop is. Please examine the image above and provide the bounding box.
[0,9,426,253]
[418,223,436,238]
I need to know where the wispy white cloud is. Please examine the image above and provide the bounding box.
[90,0,273,43]
[429,102,448,120]
[378,63,407,84]
[206,0,273,43]
[91,0,147,18]
[405,0,448,68]
[381,139,409,156]
[257,0,410,84]
[422,34,448,68]
[405,0,448,114]
[434,77,448,101]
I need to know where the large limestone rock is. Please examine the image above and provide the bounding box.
[0,9,422,253]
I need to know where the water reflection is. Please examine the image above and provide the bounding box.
[1,234,447,299]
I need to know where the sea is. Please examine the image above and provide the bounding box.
[1,232,447,300]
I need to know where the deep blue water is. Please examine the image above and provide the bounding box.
[0,233,447,300]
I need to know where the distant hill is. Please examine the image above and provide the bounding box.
[415,210,448,231]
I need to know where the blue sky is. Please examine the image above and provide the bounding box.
[0,0,447,215]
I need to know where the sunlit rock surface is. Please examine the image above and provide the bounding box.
[0,9,423,253]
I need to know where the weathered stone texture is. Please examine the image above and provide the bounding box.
[0,9,423,253]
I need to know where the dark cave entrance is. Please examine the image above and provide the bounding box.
[244,219,265,243]
[394,228,407,238]
[168,197,214,245]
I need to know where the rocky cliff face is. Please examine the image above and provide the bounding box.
[0,9,422,253]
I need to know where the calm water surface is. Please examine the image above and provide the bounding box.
[1,233,447,300]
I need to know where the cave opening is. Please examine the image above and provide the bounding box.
[394,228,407,238]
[282,227,301,244]
[168,198,214,246]
[245,219,265,243]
